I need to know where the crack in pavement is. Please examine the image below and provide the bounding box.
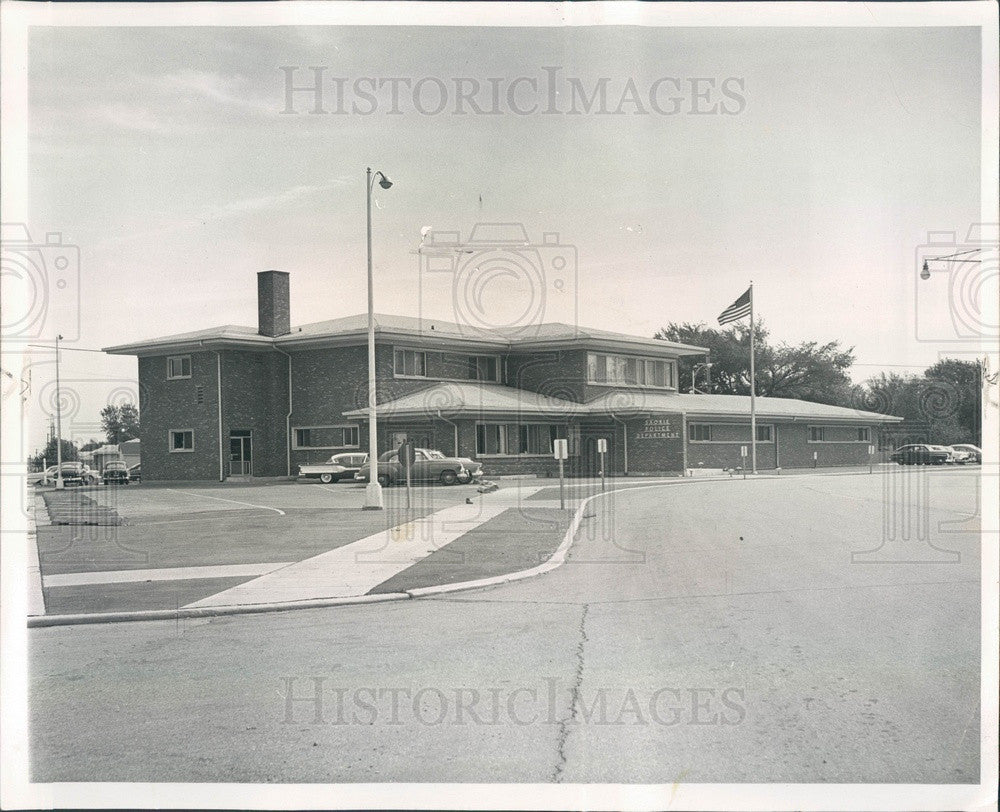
[552,602,588,783]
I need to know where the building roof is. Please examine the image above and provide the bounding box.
[103,313,707,357]
[343,382,903,423]
[342,381,589,419]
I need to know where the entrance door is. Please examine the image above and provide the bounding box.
[229,430,252,476]
[582,436,610,476]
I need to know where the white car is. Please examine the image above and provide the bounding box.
[298,452,368,484]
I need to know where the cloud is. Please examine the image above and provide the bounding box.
[196,178,352,221]
[93,103,163,132]
[157,69,276,115]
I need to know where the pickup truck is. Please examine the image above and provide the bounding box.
[298,452,368,484]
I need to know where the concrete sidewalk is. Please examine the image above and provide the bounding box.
[184,491,545,607]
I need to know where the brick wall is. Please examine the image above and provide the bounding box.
[506,350,588,402]
[624,414,685,474]
[139,351,222,481]
[776,422,875,468]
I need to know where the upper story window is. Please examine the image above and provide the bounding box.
[587,353,675,389]
[467,355,500,382]
[166,355,192,380]
[810,426,825,442]
[857,427,871,442]
[394,349,426,377]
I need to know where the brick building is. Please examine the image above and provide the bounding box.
[104,271,902,481]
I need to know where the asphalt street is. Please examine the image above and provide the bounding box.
[29,467,981,784]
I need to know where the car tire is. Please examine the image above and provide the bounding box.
[440,470,458,486]
[320,473,334,484]
[377,473,391,487]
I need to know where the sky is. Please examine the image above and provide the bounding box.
[14,21,987,452]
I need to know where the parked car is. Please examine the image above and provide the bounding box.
[356,448,483,487]
[889,444,950,465]
[128,463,142,482]
[949,444,982,464]
[942,446,971,464]
[102,460,130,485]
[34,462,99,486]
[298,452,368,484]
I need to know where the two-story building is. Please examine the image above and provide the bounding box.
[104,271,902,481]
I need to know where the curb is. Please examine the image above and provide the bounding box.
[27,592,411,628]
[27,467,903,627]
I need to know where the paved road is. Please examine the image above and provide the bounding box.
[29,468,981,784]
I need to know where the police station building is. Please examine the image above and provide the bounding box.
[104,271,902,481]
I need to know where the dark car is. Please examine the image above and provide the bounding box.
[35,462,99,486]
[890,444,950,465]
[102,460,130,485]
[356,448,483,487]
[128,463,142,483]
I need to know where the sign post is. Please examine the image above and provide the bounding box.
[399,441,415,511]
[813,450,818,469]
[740,445,748,479]
[597,438,607,493]
[868,444,875,474]
[553,438,568,510]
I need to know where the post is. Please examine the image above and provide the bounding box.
[749,282,757,475]
[813,450,818,469]
[55,334,64,489]
[364,167,383,510]
[740,444,747,480]
[553,438,568,510]
[868,443,874,474]
[597,437,607,493]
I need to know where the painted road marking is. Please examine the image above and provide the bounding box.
[163,489,286,516]
[43,562,292,588]
[184,501,511,607]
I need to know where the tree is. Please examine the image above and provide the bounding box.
[79,439,104,453]
[855,360,981,445]
[100,403,140,444]
[655,321,856,405]
[28,437,78,469]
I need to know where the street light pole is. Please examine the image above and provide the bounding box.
[55,333,64,490]
[363,167,393,510]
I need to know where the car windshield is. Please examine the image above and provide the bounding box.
[422,450,445,459]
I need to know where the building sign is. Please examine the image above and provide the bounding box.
[634,418,680,441]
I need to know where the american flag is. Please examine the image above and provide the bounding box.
[718,287,751,325]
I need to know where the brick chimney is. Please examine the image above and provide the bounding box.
[257,270,290,337]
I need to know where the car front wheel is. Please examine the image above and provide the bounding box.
[440,470,458,486]
[377,473,391,487]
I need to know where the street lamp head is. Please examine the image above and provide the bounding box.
[376,171,393,190]
[920,260,930,281]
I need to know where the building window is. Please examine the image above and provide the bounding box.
[394,349,426,377]
[467,355,500,382]
[689,424,712,442]
[169,429,194,452]
[857,427,871,442]
[688,422,774,443]
[810,427,825,442]
[293,425,360,450]
[195,385,205,404]
[166,355,192,379]
[587,353,675,389]
[475,423,579,456]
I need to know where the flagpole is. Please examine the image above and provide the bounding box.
[749,281,757,474]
